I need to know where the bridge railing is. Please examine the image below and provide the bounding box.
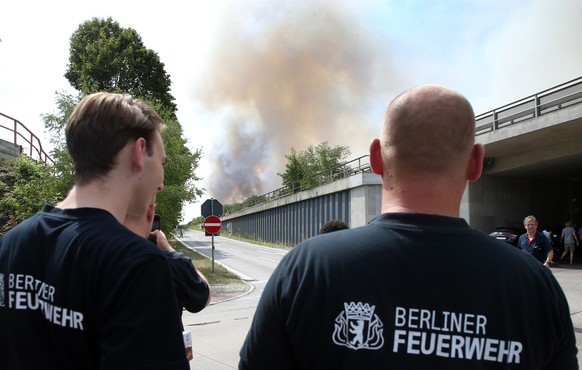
[475,76,582,135]
[225,155,371,214]
[0,112,53,164]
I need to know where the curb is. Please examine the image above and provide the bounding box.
[209,281,255,305]
[175,237,256,305]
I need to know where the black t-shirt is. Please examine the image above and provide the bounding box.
[165,250,209,313]
[0,205,189,370]
[240,213,578,369]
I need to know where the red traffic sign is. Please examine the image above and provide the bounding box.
[203,215,222,234]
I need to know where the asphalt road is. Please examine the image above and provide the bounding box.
[179,231,287,369]
[179,231,582,368]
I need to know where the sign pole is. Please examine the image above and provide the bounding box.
[211,199,215,272]
[201,198,223,273]
[211,234,215,272]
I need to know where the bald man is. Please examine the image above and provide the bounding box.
[239,85,578,369]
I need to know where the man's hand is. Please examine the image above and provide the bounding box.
[150,230,175,252]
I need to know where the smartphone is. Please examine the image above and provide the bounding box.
[148,214,161,243]
[151,214,161,231]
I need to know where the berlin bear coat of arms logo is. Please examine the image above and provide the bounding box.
[332,301,384,350]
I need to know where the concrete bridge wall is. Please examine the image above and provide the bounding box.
[222,172,381,246]
[0,138,20,161]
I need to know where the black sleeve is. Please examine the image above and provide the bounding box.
[165,251,210,313]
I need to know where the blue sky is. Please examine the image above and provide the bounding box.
[1,0,581,221]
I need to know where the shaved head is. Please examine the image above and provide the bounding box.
[380,85,476,180]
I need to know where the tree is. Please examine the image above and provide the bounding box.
[40,17,203,231]
[278,141,351,192]
[0,156,62,232]
[42,91,80,198]
[153,106,203,231]
[65,17,177,114]
[278,147,304,193]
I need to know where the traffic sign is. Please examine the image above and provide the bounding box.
[203,215,222,234]
[201,198,223,218]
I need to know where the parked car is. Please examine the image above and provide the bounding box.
[489,226,522,247]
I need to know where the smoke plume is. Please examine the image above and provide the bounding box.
[193,1,397,204]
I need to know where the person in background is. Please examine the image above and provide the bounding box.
[124,195,211,315]
[518,215,554,268]
[560,221,579,265]
[0,92,189,369]
[239,85,578,369]
[319,219,349,234]
[542,227,553,247]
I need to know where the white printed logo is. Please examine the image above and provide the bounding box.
[0,273,5,307]
[332,302,384,350]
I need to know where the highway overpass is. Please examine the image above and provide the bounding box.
[222,76,582,247]
[469,76,582,232]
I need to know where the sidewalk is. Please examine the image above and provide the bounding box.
[550,262,582,365]
[209,282,253,305]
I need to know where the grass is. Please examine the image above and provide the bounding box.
[223,233,292,250]
[169,238,246,286]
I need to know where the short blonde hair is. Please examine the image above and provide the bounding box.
[66,92,165,185]
[523,215,538,226]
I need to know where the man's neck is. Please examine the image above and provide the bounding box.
[380,183,462,218]
[57,184,129,224]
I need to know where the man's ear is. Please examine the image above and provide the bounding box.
[466,144,484,182]
[131,138,147,172]
[146,201,155,224]
[369,139,383,176]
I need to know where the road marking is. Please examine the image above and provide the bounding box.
[258,256,281,263]
[187,321,221,326]
[257,250,287,255]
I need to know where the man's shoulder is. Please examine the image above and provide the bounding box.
[25,207,162,259]
[297,225,375,248]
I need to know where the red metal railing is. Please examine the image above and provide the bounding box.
[0,112,53,164]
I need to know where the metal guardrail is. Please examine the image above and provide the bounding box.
[475,76,582,135]
[0,112,53,164]
[225,155,371,213]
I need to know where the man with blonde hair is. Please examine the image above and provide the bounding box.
[0,92,190,369]
[240,85,578,369]
[518,215,554,267]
